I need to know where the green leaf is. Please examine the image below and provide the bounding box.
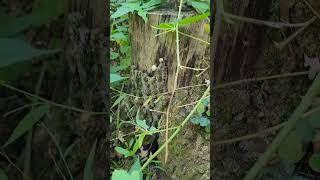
[306,108,320,128]
[197,103,205,114]
[0,38,60,68]
[0,12,34,37]
[111,6,132,19]
[199,117,210,127]
[110,73,127,83]
[111,170,140,180]
[0,168,8,180]
[189,1,209,13]
[83,140,97,180]
[295,121,315,142]
[156,23,175,30]
[278,131,305,163]
[111,52,119,60]
[309,153,320,172]
[129,158,142,179]
[137,10,148,23]
[149,127,157,134]
[136,119,149,130]
[142,0,161,9]
[178,12,209,26]
[191,117,200,125]
[4,104,49,147]
[130,133,146,156]
[112,94,127,108]
[115,146,131,158]
[31,0,65,26]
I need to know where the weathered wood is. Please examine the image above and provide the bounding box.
[129,9,210,179]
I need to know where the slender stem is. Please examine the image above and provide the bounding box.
[0,81,107,115]
[141,86,210,170]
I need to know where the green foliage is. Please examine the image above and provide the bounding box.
[0,38,60,68]
[111,0,161,22]
[0,0,64,37]
[309,153,320,172]
[278,131,305,163]
[4,104,49,147]
[110,73,127,84]
[83,140,97,180]
[0,168,8,180]
[111,169,140,180]
[186,0,209,13]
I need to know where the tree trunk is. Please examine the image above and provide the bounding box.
[128,8,210,179]
[31,0,107,179]
[213,0,318,179]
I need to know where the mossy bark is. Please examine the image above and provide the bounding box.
[129,9,210,179]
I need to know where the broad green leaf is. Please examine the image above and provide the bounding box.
[191,117,200,125]
[4,104,49,147]
[199,117,210,127]
[206,109,210,116]
[111,6,132,19]
[0,168,8,180]
[137,10,148,23]
[112,94,127,108]
[0,38,60,68]
[295,121,315,142]
[122,3,142,11]
[149,127,157,134]
[111,32,127,41]
[278,131,305,163]
[111,52,119,60]
[115,146,131,158]
[129,158,142,179]
[131,133,146,156]
[197,103,206,114]
[0,12,34,37]
[83,140,97,180]
[306,108,320,128]
[110,73,127,83]
[142,0,161,9]
[178,12,209,26]
[309,154,320,172]
[136,119,149,130]
[31,0,65,26]
[190,1,209,13]
[111,170,140,180]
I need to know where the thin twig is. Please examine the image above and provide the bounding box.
[0,81,107,115]
[223,12,315,28]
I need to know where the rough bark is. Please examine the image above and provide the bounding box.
[213,0,319,179]
[129,8,210,179]
[31,0,107,179]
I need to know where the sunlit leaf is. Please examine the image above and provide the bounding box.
[115,146,131,158]
[110,73,127,83]
[178,12,209,26]
[111,170,140,180]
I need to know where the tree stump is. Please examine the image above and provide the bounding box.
[129,8,210,179]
